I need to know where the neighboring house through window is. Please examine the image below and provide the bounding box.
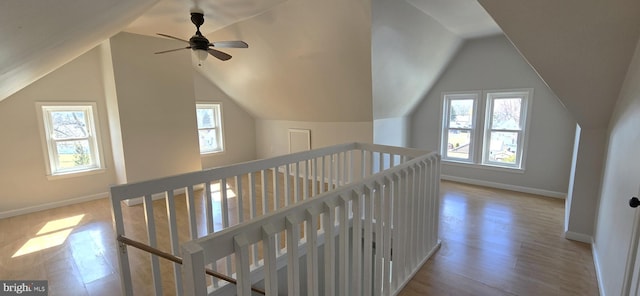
[37,103,104,177]
[196,103,224,154]
[441,89,532,170]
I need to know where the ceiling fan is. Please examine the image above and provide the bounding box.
[155,10,248,66]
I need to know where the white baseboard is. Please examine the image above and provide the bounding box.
[441,175,567,199]
[591,242,606,296]
[0,192,109,219]
[564,231,593,244]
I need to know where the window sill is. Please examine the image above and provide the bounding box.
[200,150,225,158]
[442,160,525,174]
[47,168,106,180]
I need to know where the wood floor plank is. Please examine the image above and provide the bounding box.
[0,180,599,295]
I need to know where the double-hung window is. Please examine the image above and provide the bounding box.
[441,92,479,163]
[441,89,532,170]
[38,103,104,176]
[196,103,224,154]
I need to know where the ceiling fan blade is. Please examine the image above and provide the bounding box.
[210,41,249,48]
[155,46,191,54]
[157,33,190,44]
[207,49,232,61]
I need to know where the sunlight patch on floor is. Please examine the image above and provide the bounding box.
[12,214,85,257]
[210,182,237,201]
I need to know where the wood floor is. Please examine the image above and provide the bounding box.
[0,181,598,295]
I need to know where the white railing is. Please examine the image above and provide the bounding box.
[110,142,434,296]
[181,144,441,296]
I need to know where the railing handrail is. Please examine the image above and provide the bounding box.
[110,142,430,201]
[110,142,361,201]
[116,235,266,295]
[184,149,439,263]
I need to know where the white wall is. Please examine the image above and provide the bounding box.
[593,37,640,296]
[371,0,461,119]
[373,117,409,147]
[410,35,576,195]
[255,120,373,159]
[0,47,117,216]
[109,32,202,183]
[193,73,257,168]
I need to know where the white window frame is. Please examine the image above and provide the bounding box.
[441,92,480,164]
[36,102,104,177]
[440,88,533,171]
[196,103,224,154]
[482,90,531,169]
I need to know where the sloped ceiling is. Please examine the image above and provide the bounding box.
[194,0,373,122]
[0,0,158,103]
[371,0,501,119]
[478,0,640,129]
[406,0,501,38]
[0,0,287,104]
[124,0,286,39]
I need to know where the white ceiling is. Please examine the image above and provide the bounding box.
[124,0,501,40]
[406,0,501,38]
[0,0,500,104]
[124,0,286,39]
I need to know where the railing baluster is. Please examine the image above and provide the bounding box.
[143,194,163,295]
[165,190,183,296]
[285,164,291,206]
[391,173,402,289]
[234,235,251,296]
[186,186,198,239]
[111,197,133,296]
[329,154,334,191]
[273,167,282,255]
[313,157,318,196]
[304,159,309,200]
[382,178,393,296]
[337,152,342,188]
[401,170,411,278]
[220,178,233,275]
[352,189,363,296]
[205,181,214,234]
[374,182,384,296]
[262,224,278,295]
[323,201,336,296]
[321,155,326,194]
[363,186,374,296]
[408,167,417,269]
[262,169,268,215]
[248,172,258,266]
[295,162,300,203]
[236,175,244,223]
[286,216,301,295]
[306,209,319,296]
[338,195,350,296]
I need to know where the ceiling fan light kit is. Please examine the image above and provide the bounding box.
[155,12,248,66]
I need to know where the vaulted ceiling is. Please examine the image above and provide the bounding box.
[478,0,640,129]
[2,0,640,127]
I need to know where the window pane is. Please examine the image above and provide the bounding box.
[196,108,215,129]
[449,100,474,128]
[446,130,471,160]
[199,129,219,152]
[55,140,93,169]
[491,98,521,130]
[51,111,88,139]
[487,131,518,164]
